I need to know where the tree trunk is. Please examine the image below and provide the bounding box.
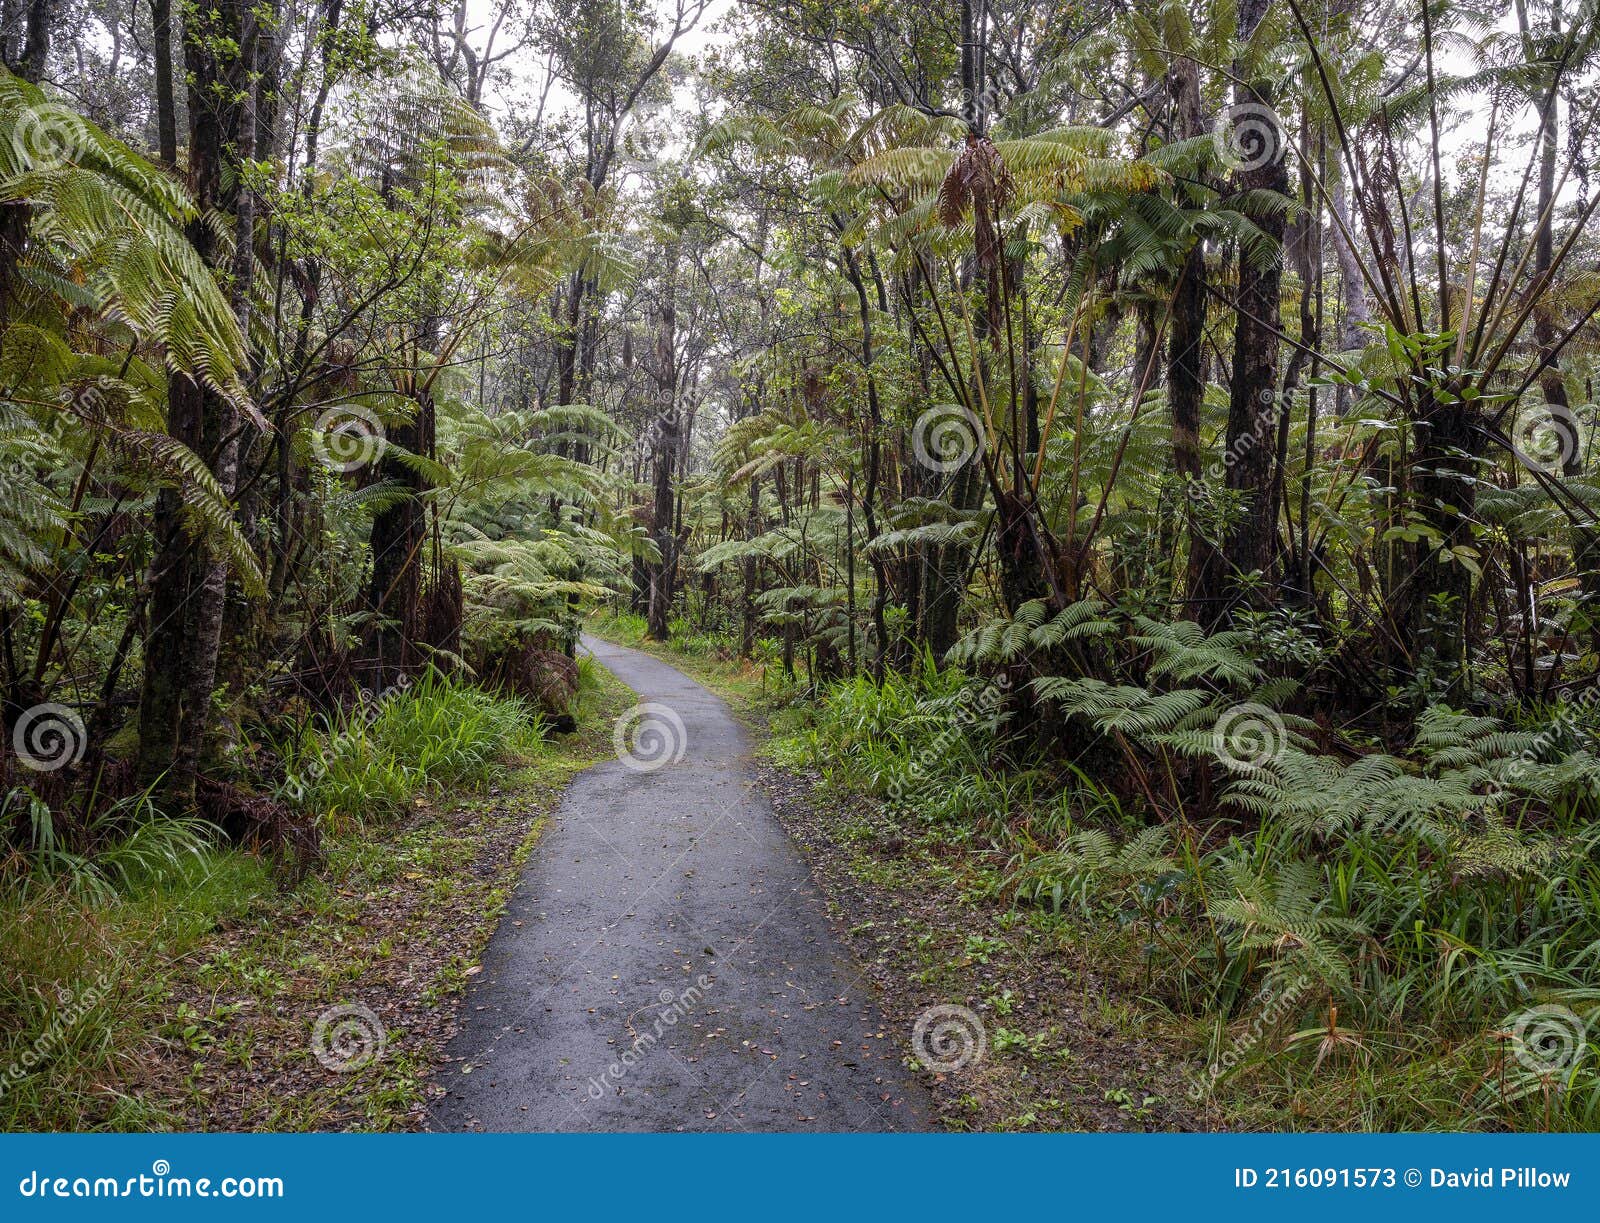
[1329,176,1369,417]
[365,385,432,686]
[1167,55,1223,618]
[645,260,679,642]
[1214,0,1290,623]
[740,469,760,658]
[137,0,252,807]
[0,0,52,337]
[151,0,178,165]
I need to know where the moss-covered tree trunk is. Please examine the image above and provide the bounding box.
[1214,0,1290,625]
[137,0,253,806]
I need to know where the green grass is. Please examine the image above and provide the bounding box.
[0,850,273,1130]
[772,661,1600,1132]
[279,667,546,827]
[0,663,628,1132]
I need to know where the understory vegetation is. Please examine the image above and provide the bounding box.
[2,662,614,1131]
[765,652,1600,1130]
[3,0,1600,1133]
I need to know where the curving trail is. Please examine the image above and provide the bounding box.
[429,634,933,1132]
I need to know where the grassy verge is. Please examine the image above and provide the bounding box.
[755,761,1200,1131]
[0,661,632,1132]
[756,667,1600,1132]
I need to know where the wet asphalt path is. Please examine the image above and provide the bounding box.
[429,634,933,1132]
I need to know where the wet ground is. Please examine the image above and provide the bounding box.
[430,635,933,1132]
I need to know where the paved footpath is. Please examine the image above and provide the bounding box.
[429,634,933,1131]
